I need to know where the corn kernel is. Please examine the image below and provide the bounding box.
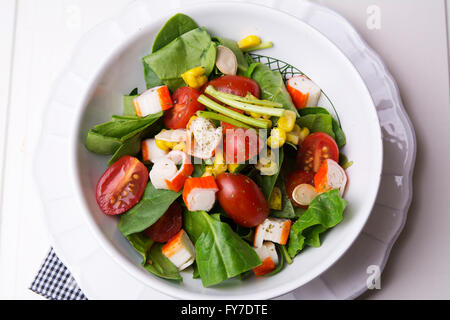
[268,187,282,210]
[277,110,296,132]
[202,166,213,177]
[227,163,240,173]
[267,127,286,148]
[237,35,261,50]
[299,127,310,143]
[155,139,170,151]
[182,67,208,89]
[286,131,300,145]
[261,118,272,128]
[249,112,262,119]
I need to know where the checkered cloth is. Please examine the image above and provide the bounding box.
[30,248,87,300]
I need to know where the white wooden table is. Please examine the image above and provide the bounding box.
[1,0,449,300]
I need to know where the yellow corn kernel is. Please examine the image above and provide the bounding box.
[227,163,240,173]
[165,141,178,149]
[267,127,286,148]
[249,112,262,119]
[181,67,208,89]
[237,35,261,50]
[172,142,186,151]
[286,131,300,145]
[262,114,272,120]
[268,187,282,210]
[299,127,310,143]
[155,139,170,151]
[277,110,296,132]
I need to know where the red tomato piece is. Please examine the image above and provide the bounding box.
[164,87,204,129]
[296,132,339,172]
[144,201,182,243]
[216,173,269,227]
[202,75,260,98]
[223,128,264,164]
[285,170,315,208]
[95,156,148,215]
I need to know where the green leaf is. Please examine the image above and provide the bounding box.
[118,182,181,236]
[126,232,154,263]
[143,27,217,91]
[123,95,137,116]
[287,190,347,258]
[85,130,122,155]
[143,60,164,89]
[251,63,298,116]
[125,233,182,281]
[296,113,335,139]
[152,13,198,53]
[184,211,261,287]
[144,243,182,281]
[298,107,346,148]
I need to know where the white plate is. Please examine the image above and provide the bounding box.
[34,0,415,300]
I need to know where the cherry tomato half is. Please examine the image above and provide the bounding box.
[95,156,148,215]
[144,201,182,243]
[223,128,264,163]
[285,170,315,208]
[202,75,260,98]
[296,132,339,172]
[164,87,204,129]
[216,173,269,227]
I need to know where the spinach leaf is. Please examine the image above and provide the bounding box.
[126,233,182,281]
[107,130,142,166]
[118,182,181,236]
[143,27,216,91]
[123,95,137,116]
[152,13,198,53]
[143,61,164,89]
[214,37,248,75]
[251,63,298,116]
[192,163,205,177]
[192,262,200,279]
[296,113,334,140]
[256,147,284,200]
[144,243,182,281]
[298,107,346,148]
[85,131,122,155]
[287,190,347,258]
[184,211,261,287]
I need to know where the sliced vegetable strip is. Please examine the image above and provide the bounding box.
[205,85,285,117]
[197,94,270,129]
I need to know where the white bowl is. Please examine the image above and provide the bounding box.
[71,2,382,299]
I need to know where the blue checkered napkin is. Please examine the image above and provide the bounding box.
[30,248,87,300]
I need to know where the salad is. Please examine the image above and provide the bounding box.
[84,13,351,287]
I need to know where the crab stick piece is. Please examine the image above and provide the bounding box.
[254,217,292,248]
[286,75,321,109]
[183,176,219,212]
[164,150,194,192]
[149,150,193,191]
[186,117,222,159]
[149,157,177,189]
[133,85,173,117]
[253,242,278,276]
[314,159,347,197]
[162,229,195,271]
[155,129,187,143]
[141,138,167,163]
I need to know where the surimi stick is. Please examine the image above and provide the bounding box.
[183,176,219,212]
[133,85,173,117]
[286,75,321,109]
